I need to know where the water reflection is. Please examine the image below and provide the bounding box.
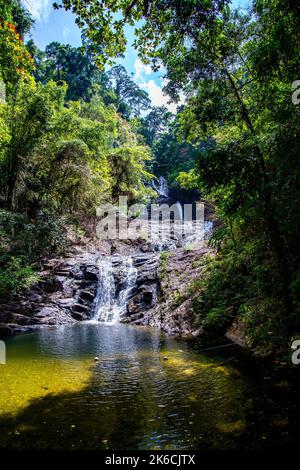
[0,324,298,450]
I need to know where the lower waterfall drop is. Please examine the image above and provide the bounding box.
[93,256,137,324]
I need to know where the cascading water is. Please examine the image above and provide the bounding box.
[93,178,213,322]
[93,257,115,323]
[174,201,183,222]
[152,176,169,198]
[150,176,213,250]
[114,257,137,319]
[93,256,137,324]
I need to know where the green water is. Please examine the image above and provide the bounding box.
[0,323,298,449]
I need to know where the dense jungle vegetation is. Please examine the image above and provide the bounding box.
[1,0,300,357]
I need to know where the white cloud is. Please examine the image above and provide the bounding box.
[133,59,184,113]
[141,79,179,113]
[63,27,71,39]
[134,59,152,81]
[22,0,51,22]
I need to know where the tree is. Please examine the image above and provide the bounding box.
[54,0,300,353]
[0,79,67,211]
[29,41,113,102]
[108,65,151,118]
[151,113,198,182]
[138,106,172,146]
[0,0,33,91]
[53,1,227,68]
[0,0,33,37]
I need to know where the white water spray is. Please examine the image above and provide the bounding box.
[93,256,137,324]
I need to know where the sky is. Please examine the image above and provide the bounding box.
[22,0,250,112]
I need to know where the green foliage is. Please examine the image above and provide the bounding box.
[54,0,227,69]
[176,169,200,191]
[0,1,154,297]
[0,78,152,215]
[158,250,169,280]
[0,0,33,37]
[29,42,151,117]
[0,0,299,359]
[0,209,66,297]
[138,106,172,146]
[191,243,290,355]
[108,65,151,118]
[29,41,113,103]
[0,258,39,297]
[0,18,33,91]
[149,113,198,183]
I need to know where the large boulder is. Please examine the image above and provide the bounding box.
[84,265,99,281]
[226,320,247,348]
[79,290,96,303]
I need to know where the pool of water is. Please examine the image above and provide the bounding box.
[0,323,299,450]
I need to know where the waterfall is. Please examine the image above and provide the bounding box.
[93,256,137,324]
[93,257,115,322]
[152,176,169,198]
[174,201,183,222]
[158,176,169,198]
[114,257,137,319]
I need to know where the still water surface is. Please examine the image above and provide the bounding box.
[0,323,298,449]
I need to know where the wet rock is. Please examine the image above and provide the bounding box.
[41,276,64,293]
[10,314,35,326]
[191,328,202,338]
[6,324,34,334]
[125,247,213,337]
[71,303,91,314]
[111,256,123,266]
[79,290,96,303]
[54,271,70,277]
[84,265,99,281]
[0,249,100,332]
[142,289,154,306]
[0,311,13,323]
[56,298,75,308]
[36,306,57,318]
[25,292,43,304]
[42,259,61,270]
[0,323,14,337]
[71,311,86,321]
[128,312,144,322]
[140,244,152,253]
[133,255,152,267]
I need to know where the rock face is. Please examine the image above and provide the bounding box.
[0,234,215,341]
[122,246,213,337]
[124,253,160,323]
[226,320,247,348]
[0,248,100,337]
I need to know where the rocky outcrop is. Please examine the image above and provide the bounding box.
[123,253,160,323]
[0,225,216,340]
[122,246,213,337]
[0,248,100,337]
[226,320,247,348]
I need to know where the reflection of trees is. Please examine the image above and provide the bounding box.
[0,333,249,450]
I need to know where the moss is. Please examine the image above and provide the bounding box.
[158,250,169,281]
